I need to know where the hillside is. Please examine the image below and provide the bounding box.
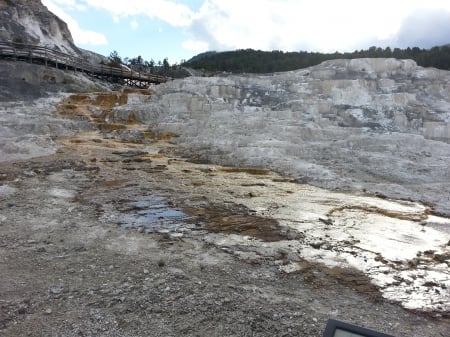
[0,0,111,100]
[183,45,450,73]
[0,0,78,54]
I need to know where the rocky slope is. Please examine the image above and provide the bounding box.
[0,0,111,100]
[0,0,107,128]
[0,90,449,337]
[115,58,450,216]
[0,0,78,54]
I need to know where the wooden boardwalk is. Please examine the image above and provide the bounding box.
[0,41,169,88]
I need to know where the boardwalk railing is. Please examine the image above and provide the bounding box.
[0,40,169,87]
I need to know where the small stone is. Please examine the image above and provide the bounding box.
[434,253,450,263]
[143,269,149,274]
[17,307,27,315]
[49,287,63,295]
[44,308,52,315]
[310,242,322,249]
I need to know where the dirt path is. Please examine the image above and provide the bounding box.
[0,92,449,336]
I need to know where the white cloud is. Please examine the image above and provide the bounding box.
[130,20,139,30]
[43,0,450,58]
[394,9,450,48]
[42,0,108,45]
[185,0,450,52]
[74,28,108,45]
[182,39,209,53]
[80,0,194,27]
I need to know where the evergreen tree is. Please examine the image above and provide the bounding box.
[108,50,122,66]
[182,44,450,73]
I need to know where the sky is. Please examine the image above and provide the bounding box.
[41,0,450,64]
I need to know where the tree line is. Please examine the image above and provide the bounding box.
[107,51,189,78]
[181,45,450,74]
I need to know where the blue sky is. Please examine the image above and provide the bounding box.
[42,0,450,65]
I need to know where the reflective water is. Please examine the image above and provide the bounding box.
[117,195,187,232]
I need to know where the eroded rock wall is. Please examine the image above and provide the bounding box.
[0,0,78,54]
[0,0,107,65]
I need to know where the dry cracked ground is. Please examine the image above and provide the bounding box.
[0,90,449,337]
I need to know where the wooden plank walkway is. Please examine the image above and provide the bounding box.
[0,41,169,87]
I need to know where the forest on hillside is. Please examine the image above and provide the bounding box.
[182,45,450,73]
[107,51,190,78]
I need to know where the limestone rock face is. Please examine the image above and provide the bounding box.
[0,0,78,54]
[117,58,450,215]
[0,0,109,100]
